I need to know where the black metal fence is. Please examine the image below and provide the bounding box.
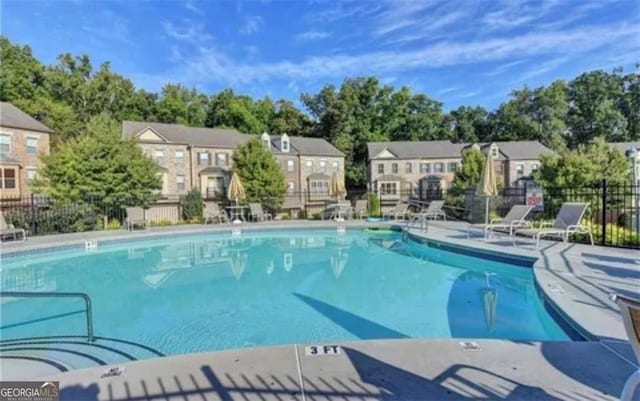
[1,181,638,248]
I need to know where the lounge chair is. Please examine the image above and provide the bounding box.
[204,202,229,224]
[353,199,368,219]
[514,202,593,248]
[419,200,447,220]
[610,294,640,401]
[249,203,272,222]
[467,204,533,239]
[383,202,409,220]
[0,211,26,241]
[125,207,147,230]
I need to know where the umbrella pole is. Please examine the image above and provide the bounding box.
[485,197,490,224]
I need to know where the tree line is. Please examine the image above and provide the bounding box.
[1,36,638,187]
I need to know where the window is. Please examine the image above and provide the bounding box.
[217,153,227,166]
[281,135,290,152]
[332,161,339,169]
[175,150,184,164]
[287,181,295,194]
[434,163,444,173]
[310,180,329,195]
[154,150,164,165]
[176,175,185,191]
[198,152,210,166]
[420,163,430,174]
[0,168,16,189]
[377,163,384,174]
[531,163,539,172]
[490,145,499,159]
[516,163,525,177]
[405,163,412,174]
[306,160,313,168]
[392,163,398,174]
[287,160,295,172]
[448,162,459,172]
[0,134,10,153]
[379,182,397,195]
[26,137,38,155]
[319,160,326,172]
[27,168,37,182]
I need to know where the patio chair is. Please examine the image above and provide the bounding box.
[125,207,147,230]
[249,203,272,222]
[204,202,229,224]
[0,211,26,241]
[467,204,533,239]
[383,202,409,220]
[419,200,447,221]
[514,202,593,248]
[610,294,640,401]
[353,199,368,219]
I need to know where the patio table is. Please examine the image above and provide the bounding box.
[226,205,248,222]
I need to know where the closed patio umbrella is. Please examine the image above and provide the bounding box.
[227,172,246,224]
[476,153,498,224]
[329,171,347,221]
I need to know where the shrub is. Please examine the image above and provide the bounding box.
[368,193,381,217]
[4,203,99,235]
[182,189,203,221]
[312,212,321,220]
[150,219,173,227]
[106,219,122,230]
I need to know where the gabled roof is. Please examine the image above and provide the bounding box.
[368,141,465,160]
[0,102,53,133]
[123,121,343,157]
[609,142,640,154]
[484,141,554,160]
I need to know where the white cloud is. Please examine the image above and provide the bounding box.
[184,0,203,14]
[239,15,263,35]
[295,30,332,42]
[162,20,213,44]
[173,22,637,84]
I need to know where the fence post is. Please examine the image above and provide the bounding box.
[30,193,37,235]
[601,179,607,246]
[523,182,528,205]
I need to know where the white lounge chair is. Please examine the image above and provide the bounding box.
[204,202,229,224]
[514,202,593,248]
[249,203,272,222]
[0,211,26,241]
[383,202,408,220]
[468,204,533,239]
[419,200,446,221]
[353,199,368,219]
[125,207,147,230]
[611,294,640,401]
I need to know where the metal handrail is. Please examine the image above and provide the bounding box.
[0,291,94,342]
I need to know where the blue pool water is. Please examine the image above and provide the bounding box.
[0,229,570,356]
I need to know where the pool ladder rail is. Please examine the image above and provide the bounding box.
[0,291,95,342]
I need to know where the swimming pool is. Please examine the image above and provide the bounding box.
[0,229,571,358]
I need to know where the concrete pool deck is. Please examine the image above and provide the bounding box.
[1,220,639,400]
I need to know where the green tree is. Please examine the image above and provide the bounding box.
[449,147,486,195]
[534,137,630,188]
[232,137,286,207]
[156,83,208,126]
[447,106,490,143]
[205,89,266,133]
[34,113,161,206]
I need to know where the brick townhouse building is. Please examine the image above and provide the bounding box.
[123,121,344,212]
[0,102,52,198]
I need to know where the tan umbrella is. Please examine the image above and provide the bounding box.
[329,171,347,199]
[476,153,498,224]
[329,171,348,221]
[227,172,246,204]
[227,172,246,223]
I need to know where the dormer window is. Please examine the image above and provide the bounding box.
[490,144,499,159]
[281,133,290,153]
[261,132,271,150]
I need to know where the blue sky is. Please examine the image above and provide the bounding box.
[1,0,639,110]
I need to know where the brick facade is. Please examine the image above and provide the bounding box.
[0,126,50,197]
